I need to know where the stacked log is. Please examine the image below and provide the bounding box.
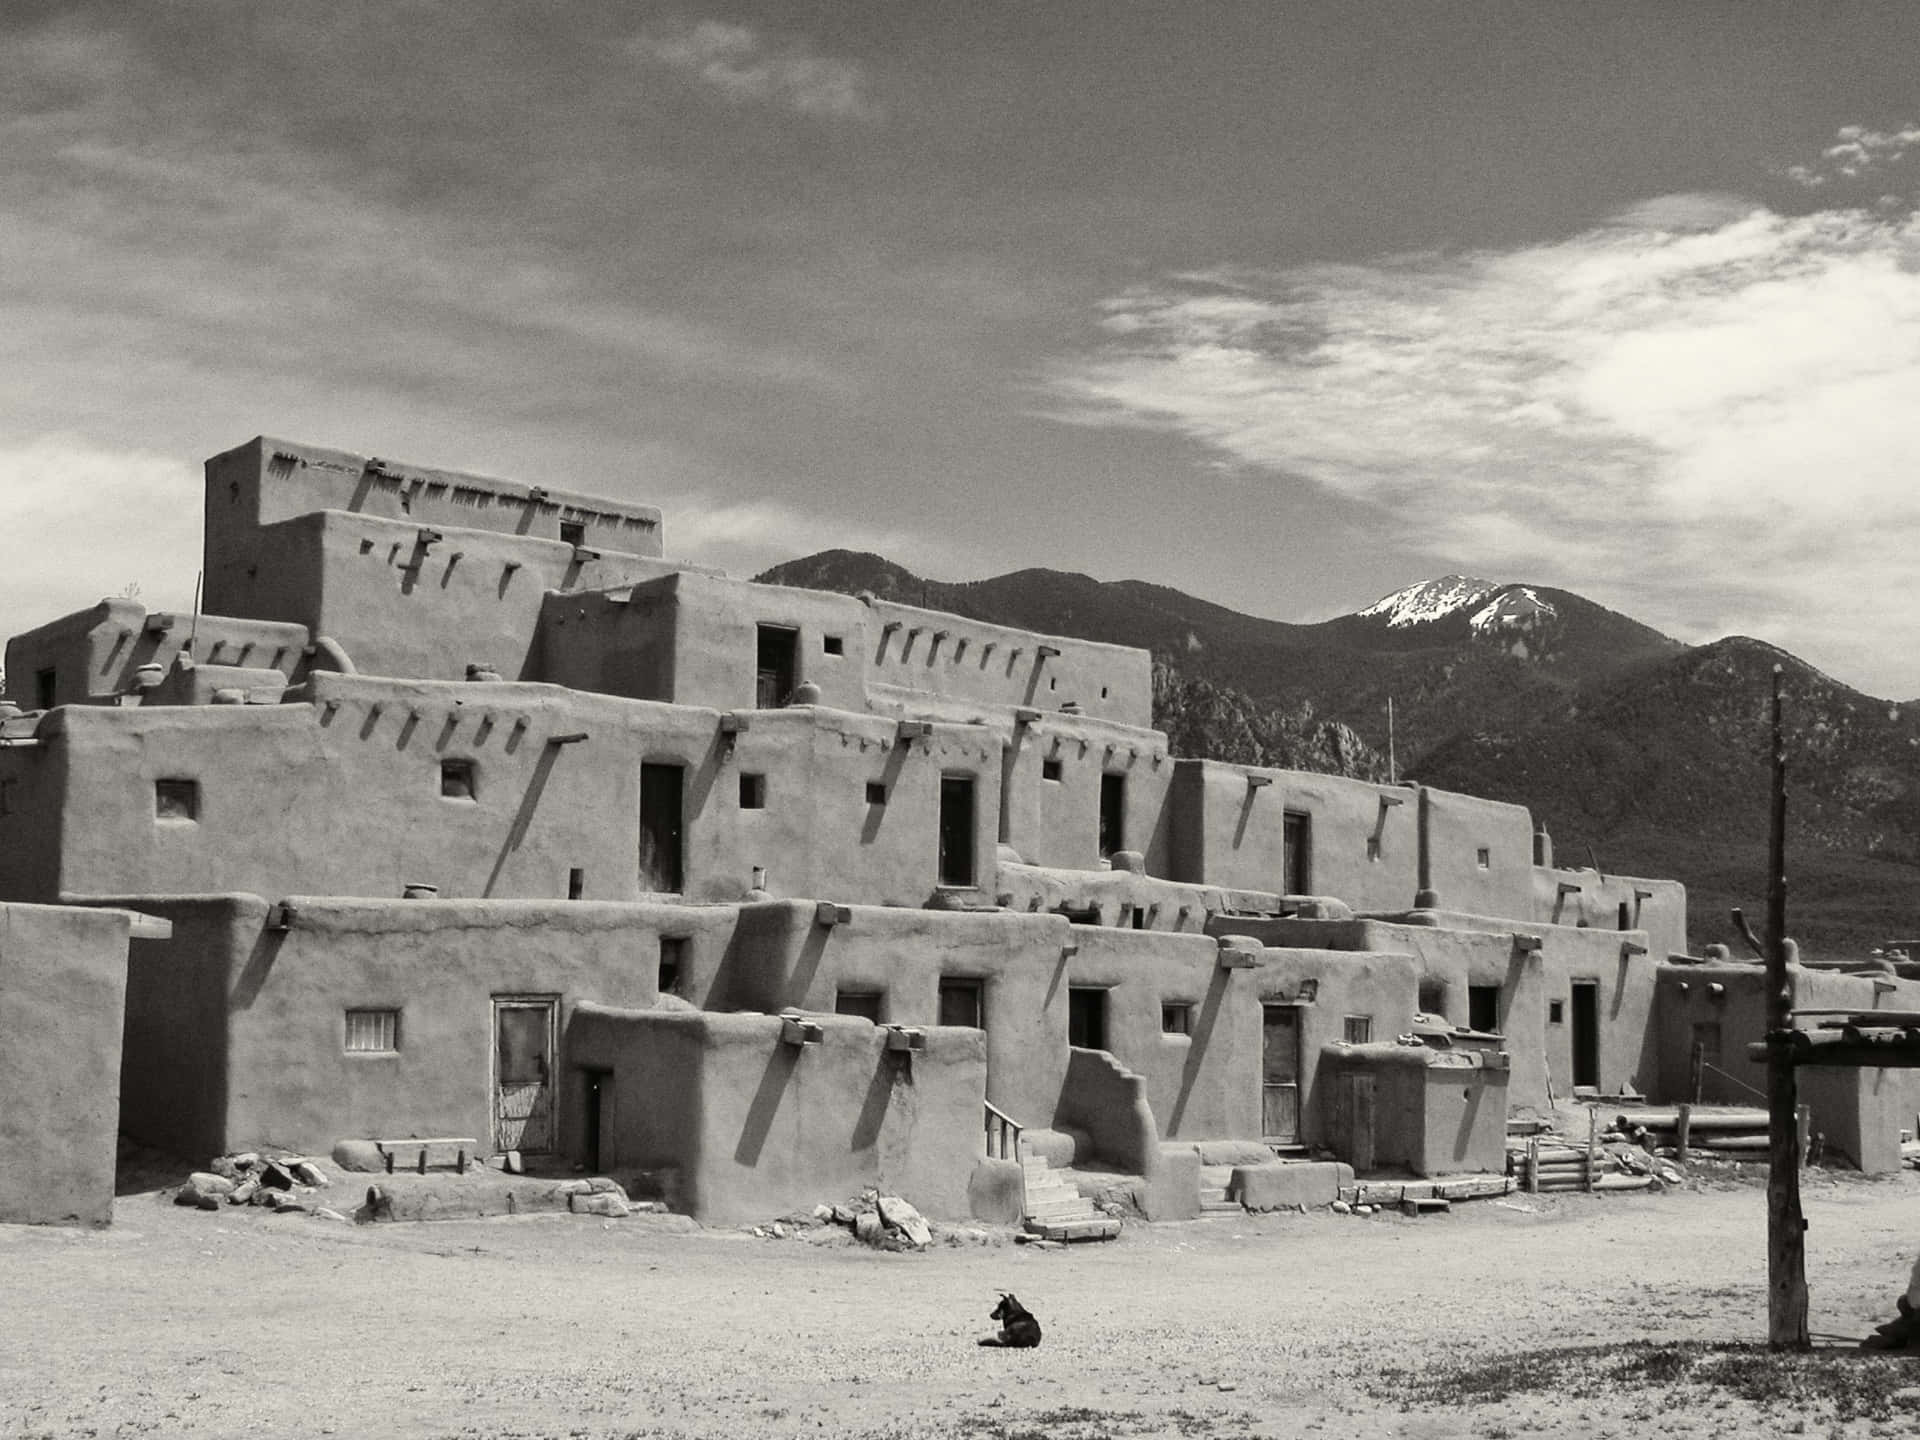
[1613,1105,1797,1165]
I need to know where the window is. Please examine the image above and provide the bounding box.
[1476,847,1492,870]
[154,778,199,822]
[822,634,844,656]
[1068,986,1108,1050]
[1343,1015,1373,1044]
[866,781,888,805]
[34,668,55,710]
[1099,773,1126,857]
[939,978,983,1029]
[738,773,766,809]
[568,867,585,900]
[345,1009,400,1053]
[1283,810,1312,895]
[1418,978,1446,1016]
[560,520,587,547]
[835,990,884,1022]
[440,760,477,800]
[1468,984,1502,1033]
[1548,999,1565,1025]
[1162,1002,1193,1036]
[658,936,688,996]
[1042,758,1063,782]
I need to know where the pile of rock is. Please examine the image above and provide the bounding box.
[175,1153,346,1220]
[808,1191,933,1250]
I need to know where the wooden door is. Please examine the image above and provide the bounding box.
[1343,1073,1376,1172]
[1262,1004,1302,1142]
[493,997,557,1154]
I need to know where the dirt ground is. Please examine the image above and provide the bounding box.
[5,1169,1920,1440]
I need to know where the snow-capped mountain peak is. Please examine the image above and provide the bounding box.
[1468,586,1557,635]
[1358,575,1500,629]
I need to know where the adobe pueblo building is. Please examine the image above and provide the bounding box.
[4,437,1916,1227]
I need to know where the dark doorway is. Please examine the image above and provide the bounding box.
[1283,810,1312,895]
[1468,984,1502,1034]
[1099,773,1126,857]
[582,1068,609,1172]
[1570,980,1600,1089]
[639,762,685,893]
[939,774,975,886]
[756,625,798,708]
[1262,1005,1302,1142]
[938,978,983,1029]
[1068,986,1108,1050]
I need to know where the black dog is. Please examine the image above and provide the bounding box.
[978,1292,1042,1348]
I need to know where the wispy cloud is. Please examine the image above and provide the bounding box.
[635,20,881,122]
[1784,122,1920,189]
[665,497,942,580]
[1049,197,1920,697]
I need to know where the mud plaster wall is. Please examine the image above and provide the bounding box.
[1011,717,1174,874]
[46,680,1003,909]
[1652,964,1920,1170]
[864,598,1151,729]
[1327,1045,1509,1176]
[1533,867,1688,962]
[4,601,308,707]
[1418,788,1537,919]
[203,438,663,576]
[713,902,1073,1131]
[0,736,65,903]
[125,898,725,1156]
[0,903,137,1225]
[570,1007,985,1224]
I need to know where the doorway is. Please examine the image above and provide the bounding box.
[639,762,684,893]
[756,625,798,708]
[1282,811,1312,895]
[1099,773,1125,858]
[493,997,558,1155]
[939,774,975,886]
[582,1068,610,1172]
[1262,1004,1302,1143]
[1570,980,1600,1089]
[1067,986,1108,1050]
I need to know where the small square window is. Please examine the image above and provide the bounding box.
[835,989,884,1022]
[155,778,199,822]
[1344,1015,1373,1044]
[345,1008,400,1053]
[866,781,887,805]
[822,635,844,656]
[1161,1002,1193,1036]
[658,936,688,996]
[560,520,586,547]
[1477,847,1492,870]
[939,978,983,1029]
[441,760,477,800]
[1042,758,1063,782]
[1549,1000,1565,1025]
[739,773,766,809]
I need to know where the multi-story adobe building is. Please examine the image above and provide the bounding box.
[3,436,1914,1227]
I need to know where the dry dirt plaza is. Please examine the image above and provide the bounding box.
[5,1171,1920,1440]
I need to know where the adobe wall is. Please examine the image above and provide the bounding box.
[203,437,663,583]
[4,600,308,708]
[0,902,150,1225]
[102,895,745,1158]
[1168,761,1419,906]
[1325,1045,1509,1176]
[569,1006,986,1224]
[1417,787,1537,919]
[863,598,1150,728]
[44,678,1004,909]
[213,511,684,683]
[1006,715,1176,874]
[1652,962,1920,1170]
[1534,867,1689,962]
[0,715,66,903]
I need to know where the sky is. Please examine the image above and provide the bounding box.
[4,2,1920,697]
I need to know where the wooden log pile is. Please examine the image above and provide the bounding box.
[1611,1104,1808,1166]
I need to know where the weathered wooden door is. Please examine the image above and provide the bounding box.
[493,997,557,1154]
[1262,1004,1302,1142]
[1343,1073,1376,1172]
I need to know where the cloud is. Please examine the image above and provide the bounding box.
[1048,197,1920,698]
[0,438,204,664]
[1784,123,1920,189]
[664,497,938,579]
[635,20,881,121]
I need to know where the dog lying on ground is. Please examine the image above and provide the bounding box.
[978,1292,1042,1348]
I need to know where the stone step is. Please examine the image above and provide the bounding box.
[1024,1215,1121,1242]
[1025,1195,1095,1219]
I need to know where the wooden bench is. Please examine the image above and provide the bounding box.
[374,1137,478,1175]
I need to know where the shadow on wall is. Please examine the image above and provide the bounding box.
[1167,963,1232,1135]
[733,1042,800,1167]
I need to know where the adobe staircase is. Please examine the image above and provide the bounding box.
[1196,1164,1246,1217]
[1020,1141,1121,1242]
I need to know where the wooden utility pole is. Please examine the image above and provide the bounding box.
[1765,663,1809,1349]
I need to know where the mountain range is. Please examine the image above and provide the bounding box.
[757,552,1920,961]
